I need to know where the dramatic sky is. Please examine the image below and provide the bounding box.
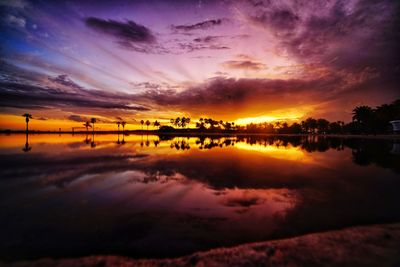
[1,0,399,130]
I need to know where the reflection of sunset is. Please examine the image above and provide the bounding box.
[235,142,312,162]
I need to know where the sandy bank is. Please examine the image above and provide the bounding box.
[4,223,400,267]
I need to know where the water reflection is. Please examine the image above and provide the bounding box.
[22,131,31,152]
[0,134,399,261]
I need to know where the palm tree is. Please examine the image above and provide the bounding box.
[145,120,150,131]
[91,118,96,134]
[352,105,373,123]
[185,117,191,129]
[153,120,160,129]
[352,105,374,133]
[22,113,33,133]
[174,117,181,128]
[180,117,187,128]
[140,120,144,131]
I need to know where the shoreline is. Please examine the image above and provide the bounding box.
[1,131,400,139]
[5,223,400,267]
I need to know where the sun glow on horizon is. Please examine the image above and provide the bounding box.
[235,113,303,125]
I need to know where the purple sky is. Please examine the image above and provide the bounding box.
[0,0,399,129]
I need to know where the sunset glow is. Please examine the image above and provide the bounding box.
[1,0,399,130]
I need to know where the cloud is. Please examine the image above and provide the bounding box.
[221,60,267,71]
[230,0,400,116]
[172,34,231,53]
[0,66,150,113]
[242,0,400,72]
[3,14,26,28]
[193,36,221,43]
[85,17,155,43]
[85,17,162,53]
[139,76,340,117]
[48,74,83,90]
[0,0,28,9]
[172,19,224,31]
[224,196,263,207]
[138,69,400,120]
[177,42,229,52]
[67,115,88,122]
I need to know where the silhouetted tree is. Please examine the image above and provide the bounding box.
[352,105,374,133]
[153,120,161,129]
[317,119,329,134]
[304,118,318,134]
[140,120,144,131]
[90,118,96,134]
[22,113,32,133]
[145,120,150,131]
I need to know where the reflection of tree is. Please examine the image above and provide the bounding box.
[154,140,160,147]
[346,139,400,172]
[22,113,33,152]
[22,133,31,152]
[84,134,91,144]
[195,137,235,150]
[170,139,190,150]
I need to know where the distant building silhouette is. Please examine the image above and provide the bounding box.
[390,120,400,133]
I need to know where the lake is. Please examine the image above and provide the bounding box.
[0,133,399,262]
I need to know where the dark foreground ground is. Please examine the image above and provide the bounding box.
[4,223,400,267]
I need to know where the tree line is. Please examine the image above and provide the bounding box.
[21,99,398,134]
[164,99,399,134]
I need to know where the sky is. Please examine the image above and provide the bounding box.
[0,0,399,130]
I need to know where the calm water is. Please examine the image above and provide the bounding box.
[0,133,400,261]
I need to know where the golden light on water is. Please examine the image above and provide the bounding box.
[234,142,312,162]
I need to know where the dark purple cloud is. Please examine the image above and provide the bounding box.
[172,19,224,31]
[193,36,221,43]
[177,42,229,52]
[0,64,150,112]
[244,0,400,72]
[85,17,155,43]
[139,76,340,111]
[67,115,88,122]
[48,74,83,90]
[84,17,164,53]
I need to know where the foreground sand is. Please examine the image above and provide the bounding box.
[5,223,400,267]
